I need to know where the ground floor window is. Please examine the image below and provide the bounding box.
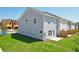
[15,27,18,29]
[48,30,52,36]
[40,31,43,34]
[7,27,11,29]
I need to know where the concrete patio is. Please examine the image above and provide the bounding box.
[49,37,63,41]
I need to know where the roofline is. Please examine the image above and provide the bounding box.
[44,12,74,23]
[21,7,75,24]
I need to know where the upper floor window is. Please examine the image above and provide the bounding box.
[48,20,56,24]
[48,21,50,24]
[34,18,36,24]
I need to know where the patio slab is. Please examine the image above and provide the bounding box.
[49,37,63,41]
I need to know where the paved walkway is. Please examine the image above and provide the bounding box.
[0,48,3,52]
[49,37,63,41]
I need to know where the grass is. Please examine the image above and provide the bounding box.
[0,33,79,52]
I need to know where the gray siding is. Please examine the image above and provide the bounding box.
[18,8,75,40]
[43,14,57,40]
[18,8,44,40]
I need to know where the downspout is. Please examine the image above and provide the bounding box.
[56,18,60,37]
[43,13,45,40]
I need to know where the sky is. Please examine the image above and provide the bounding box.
[0,7,25,20]
[0,7,79,22]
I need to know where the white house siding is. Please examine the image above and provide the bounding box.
[59,22,68,31]
[75,24,79,29]
[18,8,75,41]
[18,9,28,34]
[71,24,75,30]
[43,14,57,40]
[18,8,44,40]
[67,25,71,30]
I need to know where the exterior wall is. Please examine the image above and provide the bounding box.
[57,19,70,36]
[75,24,79,29]
[59,23,68,31]
[18,8,44,40]
[43,14,57,40]
[13,21,18,29]
[71,24,75,30]
[18,8,75,40]
[76,25,79,29]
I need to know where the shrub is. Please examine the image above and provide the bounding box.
[59,30,68,37]
[59,29,79,37]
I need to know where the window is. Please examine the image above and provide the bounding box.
[25,19,27,23]
[9,23,11,25]
[34,18,36,24]
[48,30,52,36]
[15,27,18,29]
[8,27,11,29]
[40,31,43,34]
[48,21,50,24]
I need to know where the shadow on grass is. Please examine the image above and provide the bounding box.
[11,33,42,43]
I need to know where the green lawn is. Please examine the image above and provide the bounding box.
[0,33,79,52]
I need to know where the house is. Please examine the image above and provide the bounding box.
[44,12,75,35]
[75,22,79,29]
[12,20,18,29]
[1,19,18,30]
[58,19,75,31]
[67,21,75,30]
[18,8,75,40]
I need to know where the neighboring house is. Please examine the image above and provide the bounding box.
[70,22,75,30]
[59,19,75,31]
[75,22,79,29]
[43,12,75,35]
[13,20,18,29]
[18,8,75,40]
[1,19,18,30]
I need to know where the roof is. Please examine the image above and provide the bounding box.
[23,8,75,24]
[44,12,73,23]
